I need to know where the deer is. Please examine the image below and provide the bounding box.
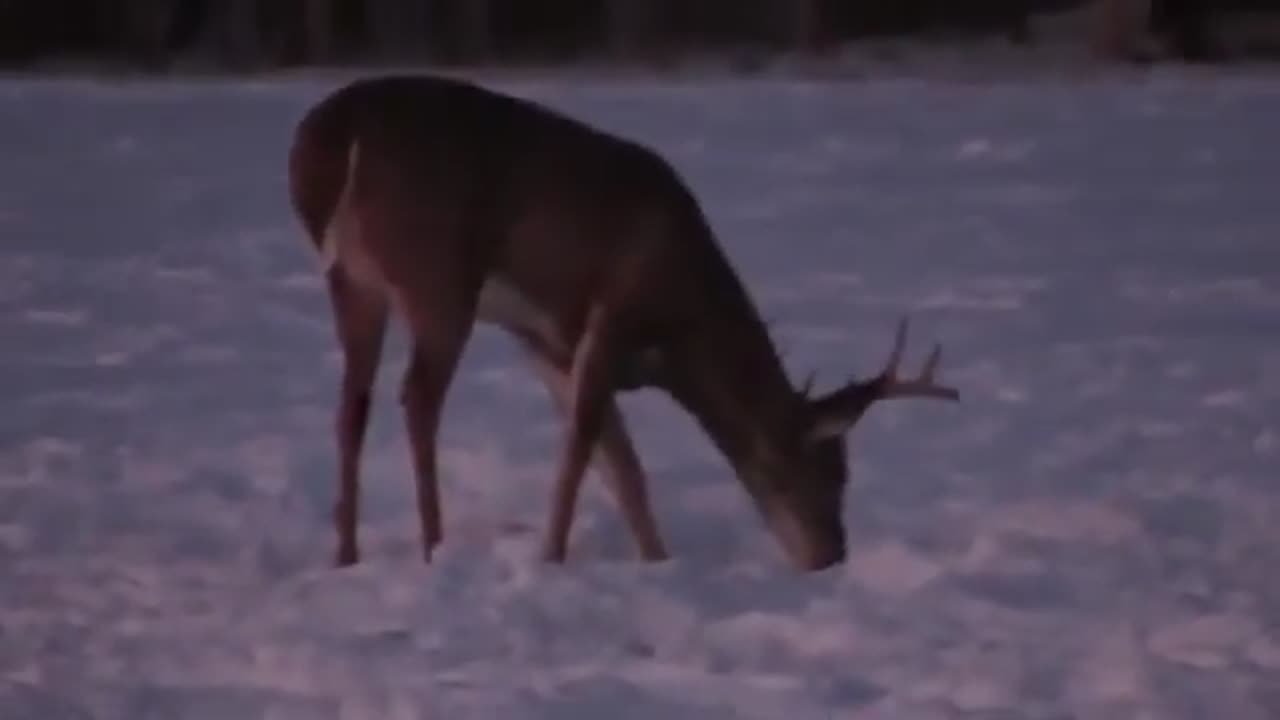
[287,74,959,572]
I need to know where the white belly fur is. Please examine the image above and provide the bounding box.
[476,277,565,353]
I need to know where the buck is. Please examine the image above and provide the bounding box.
[287,74,959,572]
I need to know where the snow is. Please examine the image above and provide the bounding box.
[2,64,1280,718]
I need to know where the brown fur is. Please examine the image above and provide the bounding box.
[287,74,958,570]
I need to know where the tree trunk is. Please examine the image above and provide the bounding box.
[603,0,670,63]
[454,0,493,63]
[112,0,182,69]
[365,0,432,61]
[184,0,265,69]
[302,0,338,64]
[1153,0,1218,61]
[1093,0,1154,61]
[783,0,822,53]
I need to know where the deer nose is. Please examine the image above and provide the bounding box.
[800,544,845,571]
[793,531,845,571]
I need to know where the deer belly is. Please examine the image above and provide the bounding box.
[477,278,565,353]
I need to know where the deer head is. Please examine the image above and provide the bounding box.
[734,317,959,570]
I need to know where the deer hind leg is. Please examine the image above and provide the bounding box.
[518,339,669,563]
[396,276,480,563]
[326,269,389,567]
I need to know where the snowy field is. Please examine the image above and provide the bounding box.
[2,64,1280,719]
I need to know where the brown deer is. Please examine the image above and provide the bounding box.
[287,74,959,572]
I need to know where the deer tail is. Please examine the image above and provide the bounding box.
[318,139,361,273]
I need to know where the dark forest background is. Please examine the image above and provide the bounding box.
[0,1,1276,73]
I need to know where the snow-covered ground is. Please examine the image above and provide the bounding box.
[2,64,1279,718]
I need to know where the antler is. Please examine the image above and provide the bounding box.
[799,369,819,399]
[875,317,960,402]
[804,315,959,441]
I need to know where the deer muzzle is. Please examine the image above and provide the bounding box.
[764,503,846,572]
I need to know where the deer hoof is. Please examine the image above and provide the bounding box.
[540,544,568,564]
[334,545,359,567]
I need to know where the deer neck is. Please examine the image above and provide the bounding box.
[662,278,799,503]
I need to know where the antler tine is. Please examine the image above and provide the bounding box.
[920,343,942,381]
[800,369,818,398]
[882,316,909,379]
[879,317,960,402]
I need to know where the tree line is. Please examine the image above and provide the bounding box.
[0,1,1242,72]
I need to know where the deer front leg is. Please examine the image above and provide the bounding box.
[520,342,669,563]
[327,270,388,567]
[542,307,622,563]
